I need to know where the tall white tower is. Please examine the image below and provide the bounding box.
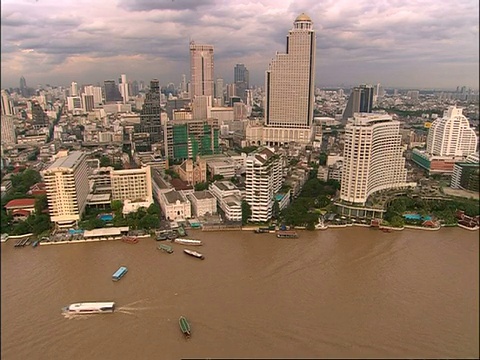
[120,74,129,104]
[70,81,78,96]
[426,106,478,157]
[190,42,214,104]
[340,113,413,205]
[264,13,316,138]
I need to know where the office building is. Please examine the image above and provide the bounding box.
[31,100,49,129]
[426,106,478,157]
[340,113,414,205]
[135,79,162,149]
[263,13,316,145]
[192,95,212,120]
[245,147,283,222]
[164,120,220,162]
[234,64,249,103]
[342,84,374,122]
[1,90,13,116]
[190,41,214,103]
[215,78,224,106]
[119,74,129,104]
[104,80,123,102]
[42,151,90,228]
[19,76,27,97]
[110,166,153,205]
[82,94,94,112]
[1,115,16,145]
[84,85,103,106]
[70,81,78,96]
[209,180,242,222]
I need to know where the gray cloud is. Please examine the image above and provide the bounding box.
[0,0,478,90]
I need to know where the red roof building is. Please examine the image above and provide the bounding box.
[4,198,36,214]
[28,182,47,196]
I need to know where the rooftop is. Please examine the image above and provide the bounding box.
[46,151,85,171]
[5,198,36,208]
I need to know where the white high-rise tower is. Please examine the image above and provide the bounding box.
[119,74,129,104]
[426,106,478,157]
[263,13,316,145]
[340,113,414,205]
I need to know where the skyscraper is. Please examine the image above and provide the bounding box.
[104,80,122,102]
[19,76,27,97]
[1,115,16,145]
[426,106,478,157]
[215,78,224,106]
[342,84,374,122]
[190,41,214,103]
[1,90,13,116]
[136,79,162,149]
[234,64,249,103]
[119,74,129,104]
[340,113,412,205]
[263,13,316,145]
[70,81,78,96]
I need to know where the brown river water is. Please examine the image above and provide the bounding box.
[1,228,479,359]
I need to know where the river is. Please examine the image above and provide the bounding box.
[1,227,478,359]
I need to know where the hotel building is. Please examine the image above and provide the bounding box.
[340,113,414,205]
[110,167,153,213]
[259,13,316,146]
[245,147,283,222]
[42,151,90,228]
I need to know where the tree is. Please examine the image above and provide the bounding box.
[111,200,123,213]
[35,194,48,214]
[241,200,252,225]
[272,200,280,220]
[195,182,209,191]
[318,152,327,165]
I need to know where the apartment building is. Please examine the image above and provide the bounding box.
[42,151,90,228]
[209,180,243,222]
[245,147,283,222]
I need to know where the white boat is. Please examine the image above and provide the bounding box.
[184,249,205,260]
[62,302,115,314]
[174,238,203,246]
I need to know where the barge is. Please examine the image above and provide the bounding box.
[62,302,115,315]
[112,266,128,281]
[157,243,174,253]
[276,231,298,238]
[183,249,205,260]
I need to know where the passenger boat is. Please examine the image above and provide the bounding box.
[32,240,40,247]
[276,231,298,238]
[157,243,174,254]
[174,238,203,246]
[167,232,178,240]
[122,236,139,244]
[112,266,128,281]
[62,302,115,315]
[183,249,205,260]
[179,316,191,337]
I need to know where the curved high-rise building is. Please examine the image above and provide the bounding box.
[341,113,412,205]
[426,106,478,157]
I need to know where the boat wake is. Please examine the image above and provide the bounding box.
[62,313,96,320]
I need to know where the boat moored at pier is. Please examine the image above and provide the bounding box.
[183,249,205,260]
[62,302,115,315]
[112,266,128,281]
[174,238,203,246]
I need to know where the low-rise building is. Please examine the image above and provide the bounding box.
[158,190,191,221]
[188,190,217,218]
[209,180,243,222]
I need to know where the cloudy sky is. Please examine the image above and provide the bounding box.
[1,0,479,90]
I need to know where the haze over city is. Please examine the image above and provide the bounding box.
[1,0,479,90]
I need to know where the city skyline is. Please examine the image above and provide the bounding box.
[1,0,479,90]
